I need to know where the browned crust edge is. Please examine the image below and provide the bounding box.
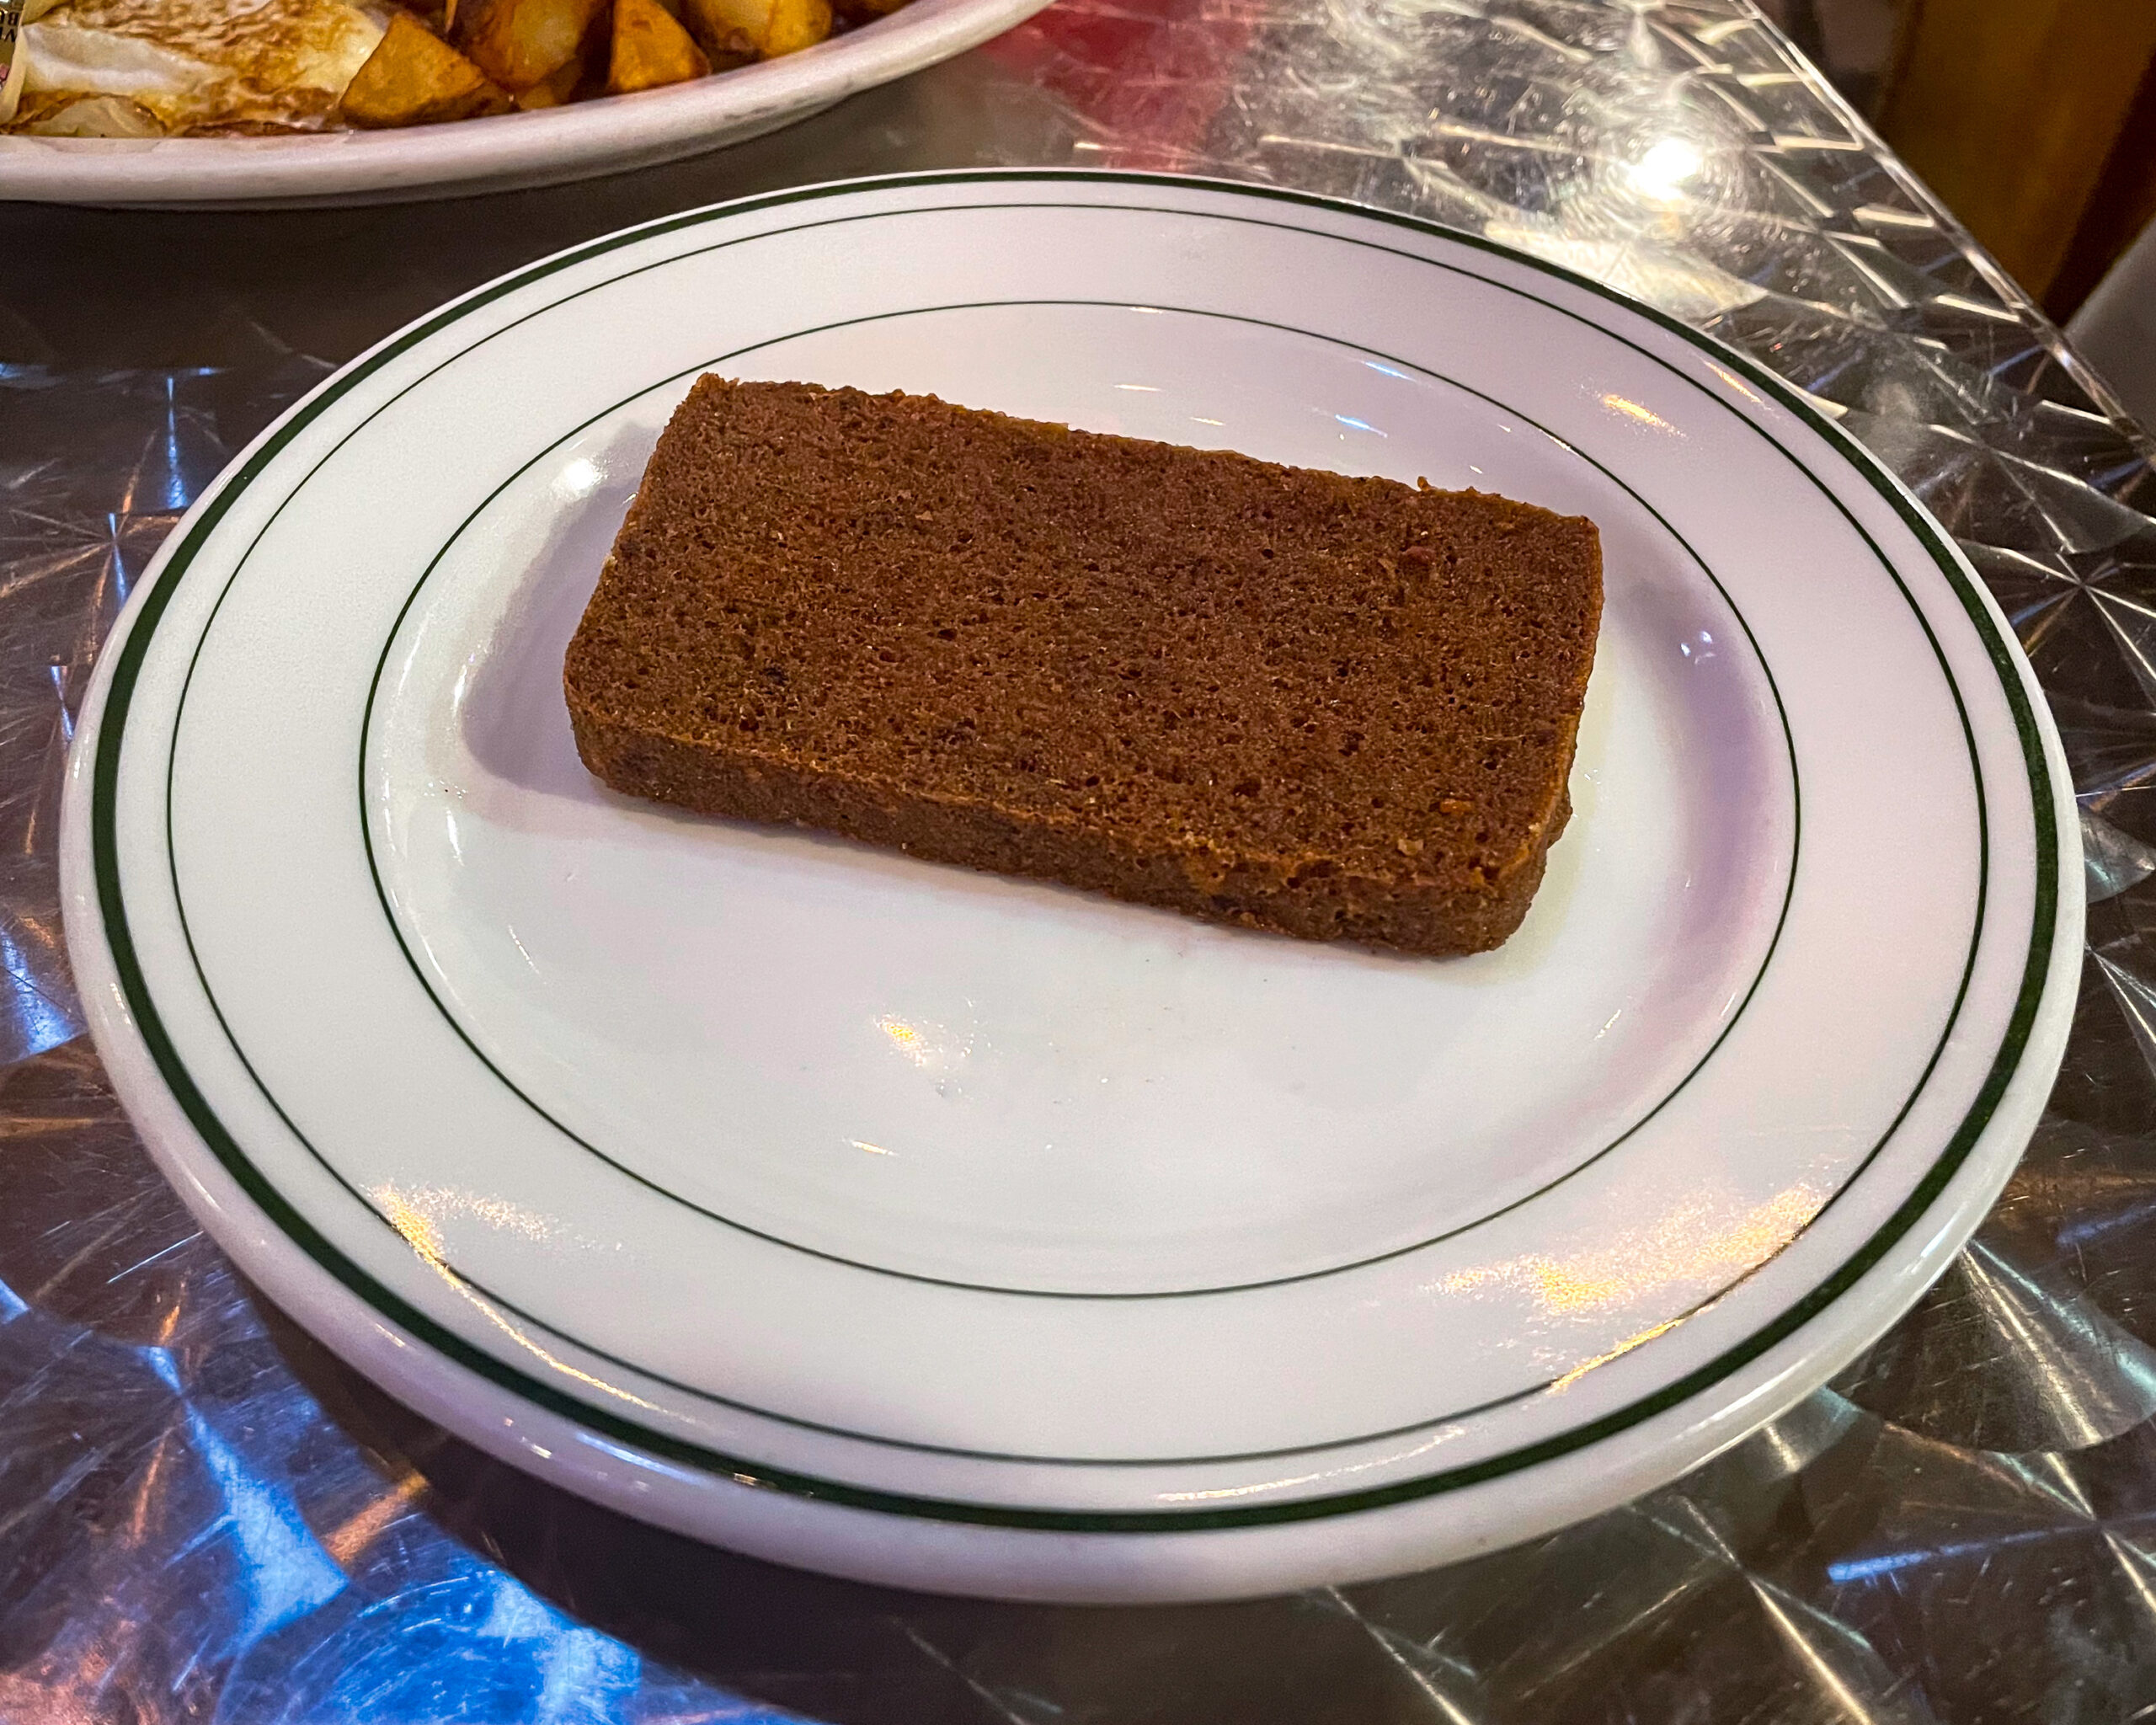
[563,702,1577,956]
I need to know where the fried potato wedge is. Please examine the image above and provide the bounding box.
[608,0,709,93]
[456,0,607,91]
[343,13,512,127]
[512,51,585,105]
[757,0,833,56]
[677,0,754,60]
[682,0,830,59]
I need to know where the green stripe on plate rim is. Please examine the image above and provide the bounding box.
[88,169,2061,1533]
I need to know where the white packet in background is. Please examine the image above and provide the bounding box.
[0,0,64,123]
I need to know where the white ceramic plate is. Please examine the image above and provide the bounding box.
[60,170,2082,1602]
[0,0,1047,207]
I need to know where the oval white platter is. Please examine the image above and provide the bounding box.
[0,0,1048,207]
[59,170,2082,1602]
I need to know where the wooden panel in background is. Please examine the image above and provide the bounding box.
[2047,52,2156,319]
[1876,0,2156,302]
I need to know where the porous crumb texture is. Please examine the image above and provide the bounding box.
[564,377,1603,954]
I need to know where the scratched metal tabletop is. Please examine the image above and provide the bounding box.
[6,2,2156,1718]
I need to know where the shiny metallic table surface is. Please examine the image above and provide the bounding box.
[6,2,2156,1717]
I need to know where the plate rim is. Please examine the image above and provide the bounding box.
[62,168,2081,1538]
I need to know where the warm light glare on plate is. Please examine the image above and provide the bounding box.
[554,457,606,500]
[1438,1183,1823,1319]
[877,1014,929,1064]
[1602,393,1678,434]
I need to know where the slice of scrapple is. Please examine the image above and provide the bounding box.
[564,377,1603,955]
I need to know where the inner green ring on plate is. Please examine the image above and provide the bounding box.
[351,298,1801,1301]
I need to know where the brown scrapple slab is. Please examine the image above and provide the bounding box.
[563,377,1603,955]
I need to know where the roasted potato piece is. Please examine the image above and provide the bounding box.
[512,53,585,106]
[833,0,906,17]
[761,0,834,58]
[344,13,512,127]
[609,0,710,93]
[456,0,608,91]
[684,19,757,69]
[771,0,835,55]
[682,0,830,59]
[675,0,750,61]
